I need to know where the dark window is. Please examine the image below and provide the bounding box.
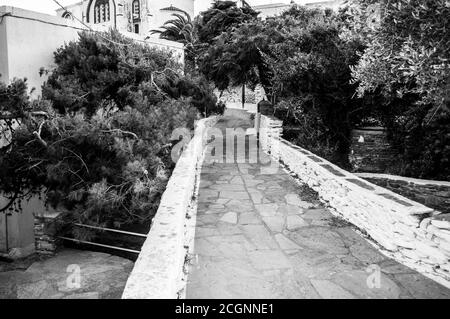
[134,23,139,34]
[132,0,140,22]
[62,11,72,19]
[94,0,110,24]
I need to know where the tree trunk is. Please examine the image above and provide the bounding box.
[242,84,245,109]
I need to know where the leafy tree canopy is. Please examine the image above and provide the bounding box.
[348,0,450,180]
[196,0,259,44]
[0,30,221,238]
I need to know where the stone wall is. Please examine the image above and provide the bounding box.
[122,116,218,299]
[349,127,397,173]
[34,212,62,256]
[259,114,450,288]
[357,173,450,214]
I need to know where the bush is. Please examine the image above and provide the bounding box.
[266,6,364,167]
[349,0,450,180]
[275,98,340,161]
[0,30,217,238]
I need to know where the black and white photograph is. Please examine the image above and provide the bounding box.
[0,0,449,308]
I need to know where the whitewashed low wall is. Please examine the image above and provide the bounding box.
[259,114,450,287]
[122,116,218,299]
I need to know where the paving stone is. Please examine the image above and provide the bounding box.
[248,190,264,204]
[278,204,304,215]
[311,280,355,299]
[244,180,264,187]
[220,212,238,224]
[241,225,278,250]
[248,250,292,270]
[1,250,132,299]
[239,213,262,225]
[209,204,225,210]
[199,181,213,188]
[262,216,285,233]
[187,115,450,299]
[230,176,244,184]
[392,273,450,299]
[197,214,221,226]
[349,241,386,264]
[195,226,218,238]
[254,204,280,217]
[274,234,301,250]
[216,223,243,236]
[285,194,312,208]
[199,190,219,200]
[220,191,250,200]
[218,175,234,181]
[286,215,308,231]
[288,249,353,280]
[226,199,254,213]
[204,235,256,259]
[331,270,402,299]
[288,228,348,255]
[204,209,225,214]
[210,184,246,191]
[303,208,331,220]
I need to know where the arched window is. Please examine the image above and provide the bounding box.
[62,11,72,19]
[94,0,111,24]
[132,0,140,21]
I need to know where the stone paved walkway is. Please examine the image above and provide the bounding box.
[0,249,133,299]
[186,113,450,299]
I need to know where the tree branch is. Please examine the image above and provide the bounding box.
[101,129,139,139]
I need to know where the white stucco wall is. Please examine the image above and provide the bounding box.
[55,0,196,37]
[0,6,185,98]
[122,116,218,299]
[0,6,88,98]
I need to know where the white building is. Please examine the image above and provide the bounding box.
[56,1,344,36]
[56,0,196,37]
[253,0,343,19]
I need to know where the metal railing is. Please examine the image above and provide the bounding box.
[58,223,147,254]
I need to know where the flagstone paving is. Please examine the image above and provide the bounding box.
[186,113,450,299]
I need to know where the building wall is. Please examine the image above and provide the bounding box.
[0,190,62,257]
[148,1,195,35]
[194,0,213,15]
[304,0,343,11]
[0,6,184,99]
[0,6,88,98]
[253,3,292,19]
[0,14,8,82]
[56,0,195,38]
[0,194,42,256]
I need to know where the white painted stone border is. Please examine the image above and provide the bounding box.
[259,114,450,288]
[122,116,218,299]
[356,172,450,187]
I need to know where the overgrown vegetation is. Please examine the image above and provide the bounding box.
[0,30,221,239]
[349,0,450,180]
[193,4,365,167]
[159,0,448,179]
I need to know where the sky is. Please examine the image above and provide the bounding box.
[0,0,325,16]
